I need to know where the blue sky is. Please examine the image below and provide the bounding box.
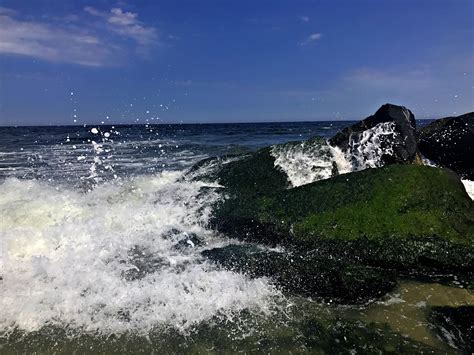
[0,0,472,125]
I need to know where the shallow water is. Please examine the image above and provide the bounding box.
[1,122,472,353]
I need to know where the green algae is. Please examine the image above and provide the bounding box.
[212,165,474,272]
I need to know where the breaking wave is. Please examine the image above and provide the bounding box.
[271,122,399,188]
[0,173,280,335]
[347,121,399,171]
[271,139,351,187]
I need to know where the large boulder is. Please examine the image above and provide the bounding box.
[203,244,396,304]
[329,103,420,168]
[418,112,474,180]
[211,164,474,272]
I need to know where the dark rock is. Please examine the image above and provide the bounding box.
[215,147,290,196]
[329,103,419,167]
[419,112,474,180]
[202,244,397,304]
[185,147,290,195]
[120,246,166,281]
[185,136,340,193]
[183,154,243,183]
[211,165,474,272]
[429,306,474,353]
[173,233,203,250]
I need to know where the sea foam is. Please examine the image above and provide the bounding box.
[0,173,280,334]
[461,179,474,200]
[271,140,351,187]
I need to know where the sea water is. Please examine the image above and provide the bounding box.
[1,122,472,353]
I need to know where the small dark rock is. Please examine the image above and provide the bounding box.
[418,112,474,180]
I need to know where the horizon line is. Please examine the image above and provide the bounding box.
[0,118,437,128]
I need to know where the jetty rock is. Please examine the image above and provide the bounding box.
[210,164,474,273]
[329,103,420,168]
[418,112,474,180]
[202,244,397,304]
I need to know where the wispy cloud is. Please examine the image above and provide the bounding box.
[299,32,322,46]
[299,16,309,23]
[0,6,158,66]
[84,6,157,46]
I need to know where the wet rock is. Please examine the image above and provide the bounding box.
[419,112,474,180]
[173,233,203,250]
[120,246,166,281]
[429,305,474,353]
[185,147,290,196]
[329,103,419,167]
[202,244,397,304]
[211,165,474,272]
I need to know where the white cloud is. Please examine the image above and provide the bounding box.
[109,8,137,26]
[84,6,157,46]
[0,13,110,66]
[299,32,322,46]
[299,16,309,23]
[0,6,158,66]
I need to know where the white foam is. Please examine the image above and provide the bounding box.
[271,122,399,188]
[271,140,351,187]
[461,179,474,200]
[0,174,280,334]
[348,121,399,171]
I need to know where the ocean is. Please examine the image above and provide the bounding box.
[1,122,472,353]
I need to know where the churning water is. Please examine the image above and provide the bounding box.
[1,122,472,353]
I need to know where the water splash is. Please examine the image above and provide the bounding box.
[0,173,280,334]
[461,179,474,200]
[271,139,351,187]
[348,121,399,171]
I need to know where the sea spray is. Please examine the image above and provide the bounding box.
[271,139,351,187]
[271,122,403,187]
[348,121,399,171]
[0,174,280,334]
[461,179,474,200]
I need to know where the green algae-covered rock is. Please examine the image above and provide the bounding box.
[202,244,396,304]
[185,136,339,191]
[211,165,474,272]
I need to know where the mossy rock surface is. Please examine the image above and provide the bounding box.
[211,164,474,271]
[185,136,333,193]
[203,244,396,304]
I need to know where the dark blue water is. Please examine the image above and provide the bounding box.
[0,122,353,185]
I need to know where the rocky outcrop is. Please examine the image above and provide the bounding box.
[190,105,474,306]
[329,103,419,168]
[210,164,474,272]
[203,244,397,304]
[419,112,474,180]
